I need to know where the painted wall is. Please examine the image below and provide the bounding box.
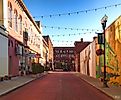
[80,39,96,78]
[105,15,121,85]
[8,36,19,76]
[90,38,96,78]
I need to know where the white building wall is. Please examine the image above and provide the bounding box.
[0,27,8,77]
[3,0,8,29]
[80,51,86,74]
[89,43,93,77]
[80,40,96,78]
[90,40,96,78]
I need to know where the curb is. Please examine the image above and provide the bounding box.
[79,76,114,100]
[74,73,114,100]
[0,73,47,97]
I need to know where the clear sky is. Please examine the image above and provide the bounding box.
[23,0,121,47]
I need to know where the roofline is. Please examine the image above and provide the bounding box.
[17,0,41,34]
[106,15,121,30]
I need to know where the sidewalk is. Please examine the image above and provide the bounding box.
[75,73,121,100]
[0,72,47,97]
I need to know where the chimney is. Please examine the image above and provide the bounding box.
[81,38,83,42]
[93,36,97,40]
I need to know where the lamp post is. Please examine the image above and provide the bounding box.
[101,14,108,87]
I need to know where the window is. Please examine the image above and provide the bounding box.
[14,9,18,31]
[19,15,22,35]
[28,36,30,41]
[25,21,27,29]
[60,50,62,53]
[69,50,74,53]
[8,40,10,46]
[55,50,59,53]
[63,50,66,53]
[8,1,12,27]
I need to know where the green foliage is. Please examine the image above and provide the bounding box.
[32,63,44,74]
[44,66,50,71]
[55,62,63,69]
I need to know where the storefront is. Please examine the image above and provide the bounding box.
[0,25,8,77]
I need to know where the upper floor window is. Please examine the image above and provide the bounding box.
[25,21,27,28]
[63,50,66,53]
[14,9,18,32]
[55,50,59,53]
[8,1,12,27]
[60,50,62,53]
[19,15,22,35]
[69,50,74,53]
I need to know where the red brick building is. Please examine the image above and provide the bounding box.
[53,47,75,71]
[74,38,91,72]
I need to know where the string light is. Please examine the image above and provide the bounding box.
[50,32,94,37]
[53,40,73,42]
[33,3,121,18]
[41,25,101,31]
[0,20,101,32]
[53,43,74,46]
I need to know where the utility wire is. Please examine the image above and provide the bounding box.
[41,25,101,31]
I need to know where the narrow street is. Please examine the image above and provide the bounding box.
[0,72,112,100]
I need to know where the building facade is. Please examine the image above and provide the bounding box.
[0,25,8,77]
[0,0,43,76]
[53,47,75,71]
[74,38,90,72]
[79,37,97,78]
[105,15,121,86]
[43,35,54,70]
[42,37,49,68]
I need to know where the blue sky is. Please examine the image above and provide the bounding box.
[23,0,121,47]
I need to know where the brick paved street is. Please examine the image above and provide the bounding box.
[0,72,113,100]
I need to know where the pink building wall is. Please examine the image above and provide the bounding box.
[8,35,19,76]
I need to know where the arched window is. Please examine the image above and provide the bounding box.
[31,28,33,43]
[14,9,18,31]
[19,15,22,35]
[8,1,12,27]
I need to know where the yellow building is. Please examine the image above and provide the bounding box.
[43,35,54,70]
[42,37,49,67]
[105,15,121,86]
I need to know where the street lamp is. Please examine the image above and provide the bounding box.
[101,14,108,87]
